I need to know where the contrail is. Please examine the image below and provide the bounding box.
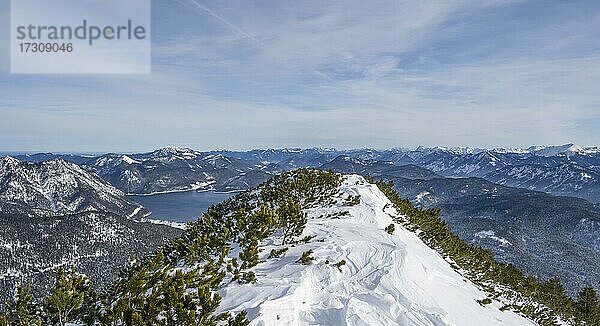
[174,0,336,83]
[314,70,336,83]
[175,0,265,48]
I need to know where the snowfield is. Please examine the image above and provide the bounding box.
[217,175,535,325]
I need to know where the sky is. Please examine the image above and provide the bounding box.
[1,0,600,152]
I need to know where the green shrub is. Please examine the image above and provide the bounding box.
[334,260,346,272]
[240,272,257,284]
[385,223,395,235]
[268,248,289,259]
[296,250,314,265]
[345,195,361,206]
[301,235,316,243]
[477,298,492,306]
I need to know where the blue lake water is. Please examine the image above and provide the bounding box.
[129,191,234,222]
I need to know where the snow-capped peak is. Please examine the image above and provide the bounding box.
[202,153,232,164]
[281,148,303,153]
[0,155,20,167]
[566,144,585,153]
[409,144,599,157]
[153,146,197,156]
[528,143,584,157]
[415,146,484,155]
[314,147,337,152]
[121,155,140,165]
[584,146,600,154]
[491,147,530,154]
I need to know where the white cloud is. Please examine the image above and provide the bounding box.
[1,0,599,151]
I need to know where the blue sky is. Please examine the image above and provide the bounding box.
[1,0,599,152]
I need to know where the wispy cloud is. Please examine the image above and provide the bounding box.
[173,0,265,47]
[0,0,599,151]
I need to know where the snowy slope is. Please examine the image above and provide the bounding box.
[217,175,535,325]
[0,156,147,218]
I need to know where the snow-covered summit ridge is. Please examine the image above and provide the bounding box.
[414,143,599,156]
[217,175,535,325]
[154,145,197,154]
[526,144,587,156]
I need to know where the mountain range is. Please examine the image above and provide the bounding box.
[83,147,273,195]
[3,144,600,298]
[12,143,600,203]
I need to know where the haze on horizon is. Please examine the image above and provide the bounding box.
[1,0,599,152]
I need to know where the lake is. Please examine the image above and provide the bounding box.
[129,190,234,222]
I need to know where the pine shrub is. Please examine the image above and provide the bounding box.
[296,250,314,265]
[385,223,395,235]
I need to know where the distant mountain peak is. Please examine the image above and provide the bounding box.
[314,147,337,152]
[333,154,365,165]
[414,146,484,155]
[153,146,197,155]
[280,147,303,153]
[528,143,584,157]
[406,144,600,157]
[202,153,232,164]
[491,147,530,154]
[0,155,20,165]
[121,155,140,165]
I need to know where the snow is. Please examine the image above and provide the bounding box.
[490,144,600,156]
[475,230,512,247]
[121,155,140,164]
[151,146,198,161]
[191,180,216,190]
[128,206,144,219]
[141,217,187,230]
[415,191,430,204]
[429,146,483,155]
[585,147,600,154]
[528,144,585,157]
[282,148,303,153]
[0,157,131,215]
[157,146,195,154]
[203,154,232,164]
[217,175,534,325]
[492,147,530,154]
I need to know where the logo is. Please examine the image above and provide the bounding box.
[10,0,151,74]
